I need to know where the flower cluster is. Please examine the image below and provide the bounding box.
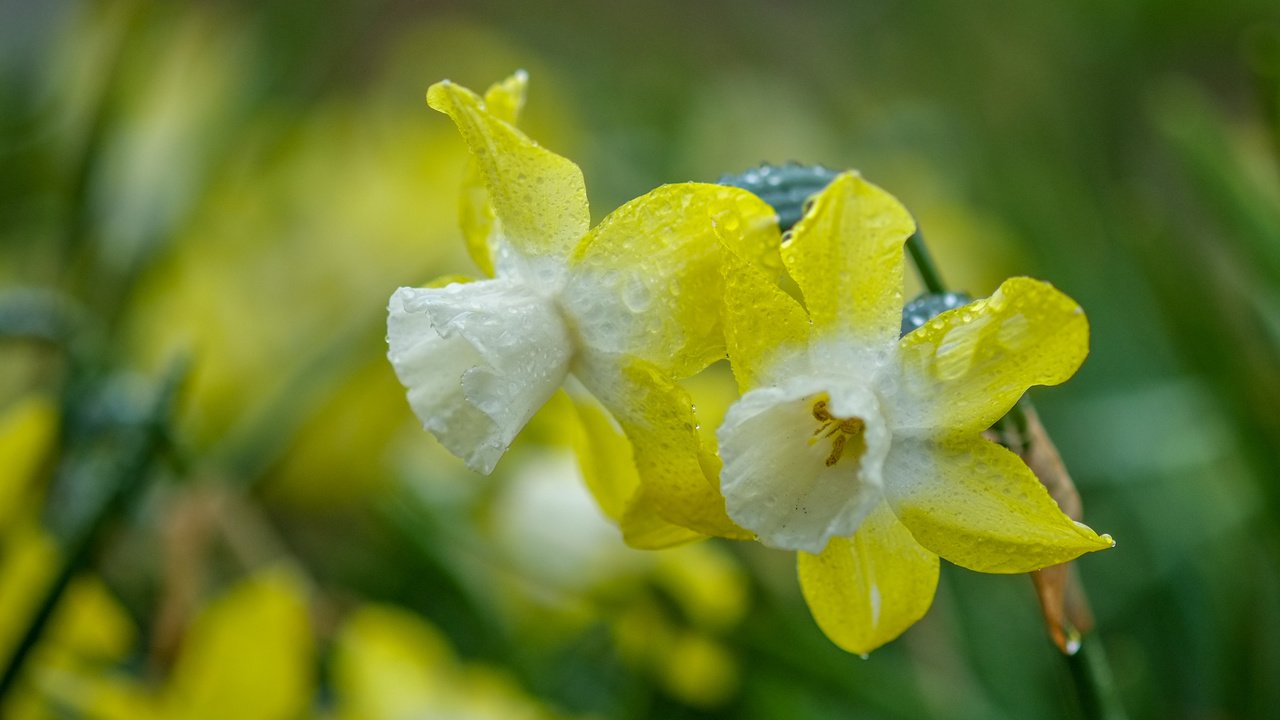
[388,72,1113,654]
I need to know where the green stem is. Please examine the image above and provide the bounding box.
[904,231,1127,720]
[0,362,185,701]
[1066,634,1127,720]
[906,228,948,294]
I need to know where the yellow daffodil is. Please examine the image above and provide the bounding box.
[333,603,571,720]
[51,569,314,720]
[388,73,780,542]
[714,171,1114,654]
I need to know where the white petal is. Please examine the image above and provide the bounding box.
[717,377,890,554]
[387,279,573,473]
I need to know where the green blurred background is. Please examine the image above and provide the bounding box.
[3,0,1280,718]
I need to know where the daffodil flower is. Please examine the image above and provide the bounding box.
[715,171,1114,654]
[387,73,781,544]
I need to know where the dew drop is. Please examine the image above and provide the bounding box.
[624,278,655,311]
[996,313,1032,350]
[932,324,980,381]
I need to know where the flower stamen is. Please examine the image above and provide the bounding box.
[810,396,867,466]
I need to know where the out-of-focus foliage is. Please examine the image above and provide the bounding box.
[2,0,1280,718]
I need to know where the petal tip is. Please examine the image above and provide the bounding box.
[426,80,466,112]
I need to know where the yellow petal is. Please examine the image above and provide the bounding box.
[654,543,749,630]
[163,569,313,720]
[619,487,707,549]
[577,357,751,540]
[331,604,455,720]
[798,502,940,655]
[781,172,915,346]
[0,396,57,530]
[459,160,498,277]
[560,386,632,521]
[0,522,59,659]
[50,576,137,662]
[482,70,528,124]
[458,71,529,277]
[719,238,810,392]
[883,434,1114,573]
[565,183,781,379]
[428,78,588,262]
[658,631,739,709]
[557,384,703,549]
[893,277,1089,433]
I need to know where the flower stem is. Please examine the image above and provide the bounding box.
[904,230,1128,720]
[906,228,948,294]
[1066,631,1128,720]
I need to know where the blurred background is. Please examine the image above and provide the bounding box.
[2,0,1280,718]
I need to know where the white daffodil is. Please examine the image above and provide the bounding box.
[387,73,781,545]
[714,171,1113,653]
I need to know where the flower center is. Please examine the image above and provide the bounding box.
[810,396,867,467]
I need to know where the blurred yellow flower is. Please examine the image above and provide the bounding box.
[714,172,1114,654]
[54,568,314,720]
[389,72,782,543]
[332,604,565,720]
[0,396,57,530]
[0,397,135,720]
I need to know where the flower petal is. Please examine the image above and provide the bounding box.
[165,570,313,719]
[619,487,706,549]
[882,434,1114,573]
[561,382,703,548]
[781,172,915,347]
[563,183,781,379]
[889,277,1089,433]
[481,70,527,123]
[719,237,810,391]
[798,502,940,656]
[717,379,889,554]
[428,78,588,270]
[458,71,528,278]
[387,279,572,474]
[577,356,751,540]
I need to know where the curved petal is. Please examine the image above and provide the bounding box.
[576,355,750,540]
[561,382,703,548]
[888,277,1089,433]
[459,71,528,277]
[717,378,889,554]
[619,486,706,549]
[798,502,940,656]
[560,385,632,521]
[481,70,527,123]
[428,78,588,271]
[719,238,810,392]
[387,279,572,474]
[562,183,781,379]
[882,433,1114,573]
[781,172,915,348]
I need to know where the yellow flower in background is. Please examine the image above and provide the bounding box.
[388,72,781,543]
[332,604,564,720]
[0,397,137,720]
[51,569,313,720]
[714,172,1114,654]
[486,441,749,709]
[0,396,57,530]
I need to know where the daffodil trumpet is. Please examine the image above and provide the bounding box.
[715,171,1114,655]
